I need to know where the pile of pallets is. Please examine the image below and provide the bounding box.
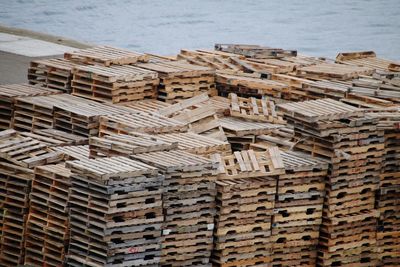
[137,60,216,103]
[0,84,60,130]
[132,151,218,266]
[272,151,328,267]
[24,164,71,266]
[65,156,163,266]
[278,99,382,266]
[211,148,284,266]
[71,64,159,103]
[28,58,82,93]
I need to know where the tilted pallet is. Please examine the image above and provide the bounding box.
[219,116,282,137]
[210,147,285,179]
[137,60,216,102]
[336,51,400,72]
[28,58,82,93]
[117,99,171,113]
[53,145,90,161]
[20,129,87,147]
[153,132,231,157]
[0,84,60,130]
[229,93,286,124]
[71,64,159,103]
[64,45,149,66]
[24,164,71,267]
[99,112,187,136]
[277,98,365,123]
[157,93,226,141]
[89,132,178,158]
[0,129,64,168]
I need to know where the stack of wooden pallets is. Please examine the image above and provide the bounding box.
[65,156,163,266]
[278,99,383,267]
[28,58,82,93]
[71,64,159,103]
[210,148,284,267]
[272,151,328,267]
[0,84,60,130]
[24,164,71,266]
[132,151,218,266]
[214,44,297,59]
[336,51,400,72]
[157,93,226,141]
[137,60,216,103]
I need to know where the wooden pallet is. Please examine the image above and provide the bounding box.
[53,145,90,161]
[278,98,365,123]
[99,112,187,136]
[296,62,374,81]
[219,117,282,137]
[20,129,88,147]
[0,161,33,266]
[89,132,177,158]
[71,64,159,103]
[137,60,216,102]
[24,164,71,267]
[0,129,64,168]
[153,132,231,157]
[229,93,286,124]
[0,84,60,130]
[215,44,297,59]
[65,45,149,66]
[336,51,400,72]
[28,58,82,92]
[211,147,284,179]
[117,99,171,113]
[157,93,226,141]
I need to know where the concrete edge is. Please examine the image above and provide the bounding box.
[0,23,93,49]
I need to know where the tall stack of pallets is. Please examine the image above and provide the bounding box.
[24,164,71,266]
[65,156,164,266]
[367,111,400,266]
[272,151,328,267]
[278,99,383,267]
[132,150,218,266]
[210,148,285,267]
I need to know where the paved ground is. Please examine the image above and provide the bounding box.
[0,24,91,85]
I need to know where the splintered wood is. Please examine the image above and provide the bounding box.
[64,45,149,66]
[137,60,216,102]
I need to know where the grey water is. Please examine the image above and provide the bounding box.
[0,0,399,60]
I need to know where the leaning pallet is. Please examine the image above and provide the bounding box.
[278,99,382,266]
[272,151,328,267]
[28,58,83,93]
[132,150,219,267]
[71,64,159,103]
[0,83,60,130]
[157,93,226,141]
[64,45,149,66]
[229,93,286,124]
[137,60,216,103]
[24,164,71,267]
[89,132,178,158]
[210,148,284,267]
[0,162,34,266]
[99,112,187,137]
[65,156,163,266]
[20,129,88,147]
[0,129,64,168]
